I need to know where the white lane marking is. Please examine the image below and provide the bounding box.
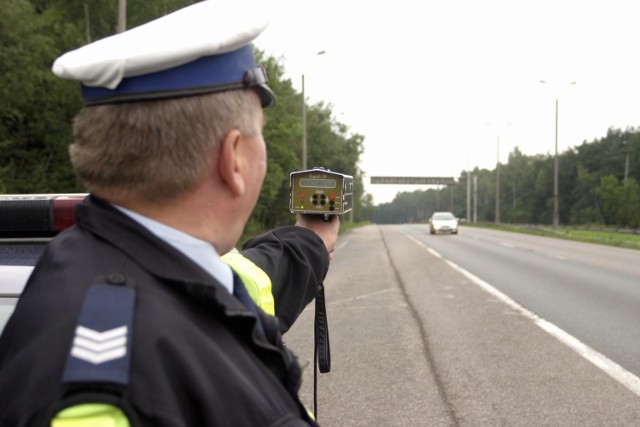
[407,235,443,260]
[427,248,443,259]
[447,256,640,397]
[336,241,349,251]
[500,242,515,248]
[407,234,640,397]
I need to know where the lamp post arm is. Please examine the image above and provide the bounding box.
[302,74,307,170]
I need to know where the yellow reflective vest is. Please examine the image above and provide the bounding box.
[222,248,275,316]
[52,404,129,427]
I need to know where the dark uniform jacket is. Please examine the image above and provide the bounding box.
[0,196,328,426]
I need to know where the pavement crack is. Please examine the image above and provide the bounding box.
[379,226,461,427]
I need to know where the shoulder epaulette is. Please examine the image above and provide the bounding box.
[62,284,136,386]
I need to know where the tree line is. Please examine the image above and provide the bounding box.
[4,1,637,231]
[0,0,369,236]
[372,127,640,229]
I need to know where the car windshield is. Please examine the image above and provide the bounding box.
[433,213,455,220]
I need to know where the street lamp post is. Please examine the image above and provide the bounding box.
[495,135,500,224]
[301,74,307,170]
[117,0,127,33]
[552,98,559,227]
[466,170,471,224]
[486,122,509,224]
[301,50,326,170]
[623,140,630,186]
[540,80,576,227]
[473,175,478,224]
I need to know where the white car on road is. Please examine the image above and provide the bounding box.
[429,211,459,235]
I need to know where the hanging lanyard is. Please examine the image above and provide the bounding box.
[313,283,331,419]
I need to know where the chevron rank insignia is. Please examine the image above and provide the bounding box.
[71,325,128,364]
[63,284,136,386]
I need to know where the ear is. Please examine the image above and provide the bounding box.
[218,129,246,197]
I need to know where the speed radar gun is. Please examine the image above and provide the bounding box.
[289,167,352,418]
[289,167,353,220]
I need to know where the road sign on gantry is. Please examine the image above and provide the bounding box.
[370,176,455,185]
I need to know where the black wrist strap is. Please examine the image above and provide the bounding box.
[313,282,331,419]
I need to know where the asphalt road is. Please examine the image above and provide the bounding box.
[416,225,640,378]
[284,224,640,426]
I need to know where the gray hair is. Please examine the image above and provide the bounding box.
[70,89,261,203]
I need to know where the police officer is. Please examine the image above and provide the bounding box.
[0,1,338,425]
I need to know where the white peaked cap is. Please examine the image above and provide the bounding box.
[52,0,275,107]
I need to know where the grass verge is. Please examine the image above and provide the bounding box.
[464,223,640,251]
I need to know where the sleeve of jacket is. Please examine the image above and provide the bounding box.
[241,225,329,333]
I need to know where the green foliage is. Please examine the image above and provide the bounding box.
[595,175,622,224]
[5,1,636,231]
[1,1,366,235]
[371,127,640,229]
[570,165,601,224]
[0,0,85,193]
[596,175,640,228]
[248,51,367,233]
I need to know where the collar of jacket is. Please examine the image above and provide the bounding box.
[75,195,281,343]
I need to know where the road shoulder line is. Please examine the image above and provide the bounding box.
[409,234,640,397]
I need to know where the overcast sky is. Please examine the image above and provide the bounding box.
[255,0,640,204]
